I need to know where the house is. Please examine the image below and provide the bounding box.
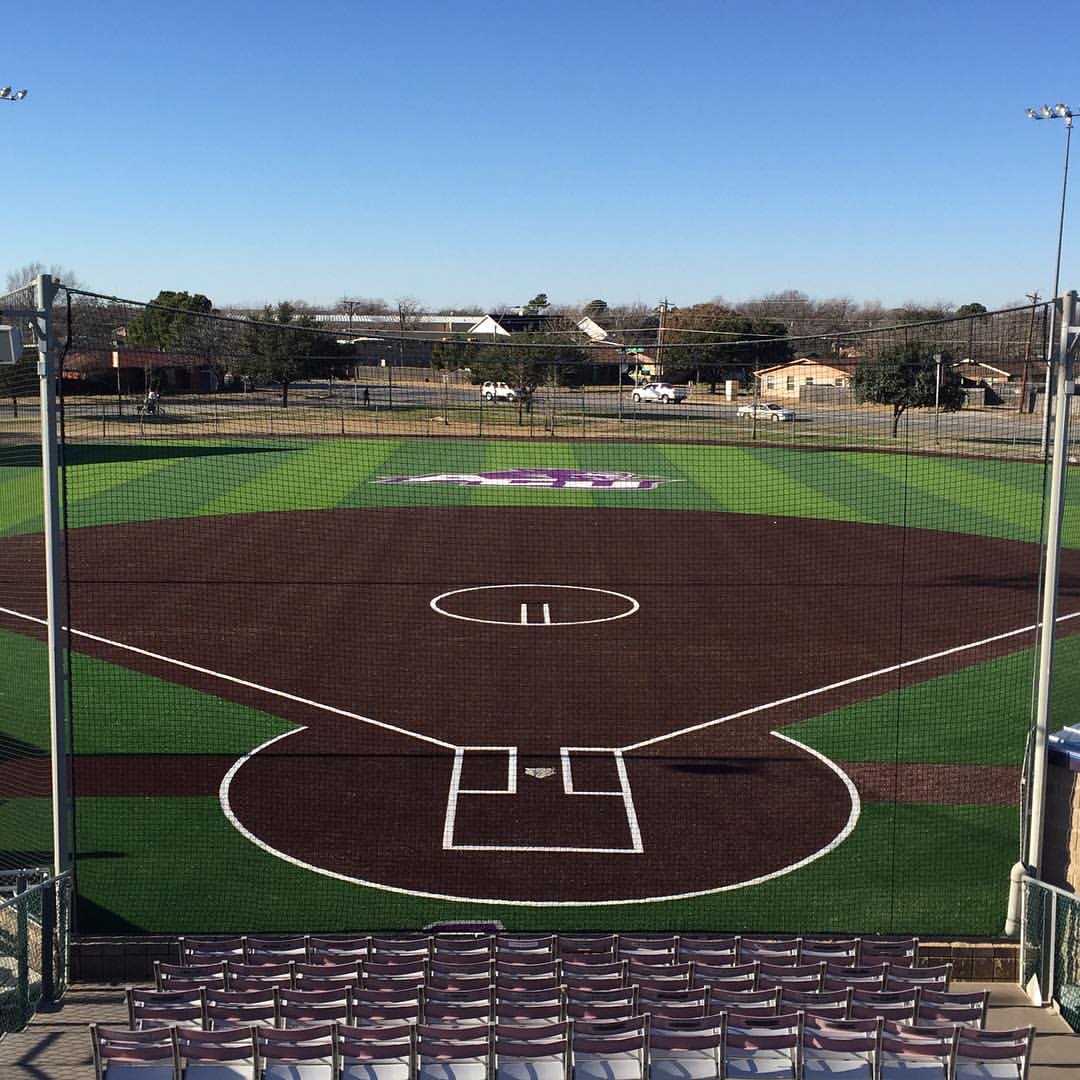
[752,357,853,400]
[465,312,584,338]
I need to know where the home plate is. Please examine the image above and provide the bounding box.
[525,767,557,779]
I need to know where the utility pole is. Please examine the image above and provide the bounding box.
[342,299,360,380]
[656,299,669,380]
[1019,292,1040,413]
[391,302,407,412]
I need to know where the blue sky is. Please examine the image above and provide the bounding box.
[2,0,1072,311]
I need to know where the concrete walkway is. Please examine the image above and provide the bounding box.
[0,981,1076,1079]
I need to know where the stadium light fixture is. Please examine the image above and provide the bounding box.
[0,86,27,102]
[1026,102,1075,455]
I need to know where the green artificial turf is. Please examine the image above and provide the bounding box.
[73,796,1017,936]
[783,648,1041,766]
[1,438,1072,546]
[3,436,1075,932]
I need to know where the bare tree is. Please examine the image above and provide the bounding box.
[6,262,82,292]
[339,295,390,314]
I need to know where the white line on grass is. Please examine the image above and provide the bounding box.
[621,609,1079,753]
[0,604,456,751]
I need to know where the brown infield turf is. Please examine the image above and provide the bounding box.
[3,506,1077,903]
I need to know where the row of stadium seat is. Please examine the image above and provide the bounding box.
[125,982,987,1031]
[175,933,919,968]
[90,1012,1034,1080]
[152,957,951,997]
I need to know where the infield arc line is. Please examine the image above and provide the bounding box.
[219,727,861,905]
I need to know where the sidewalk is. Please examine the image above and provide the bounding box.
[0,982,1076,1079]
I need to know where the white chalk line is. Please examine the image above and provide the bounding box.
[620,609,1078,753]
[216,727,859,906]
[0,604,456,751]
[442,746,643,854]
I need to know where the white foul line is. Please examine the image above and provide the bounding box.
[621,609,1077,753]
[0,604,456,751]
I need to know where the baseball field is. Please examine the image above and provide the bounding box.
[1,433,1077,934]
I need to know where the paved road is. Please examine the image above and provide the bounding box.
[48,382,1049,445]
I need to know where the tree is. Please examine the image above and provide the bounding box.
[126,291,214,351]
[851,341,965,438]
[891,302,953,324]
[241,302,331,407]
[522,293,549,314]
[5,262,82,293]
[583,299,608,318]
[124,290,217,391]
[662,303,791,391]
[955,302,988,317]
[471,332,585,425]
[339,295,390,315]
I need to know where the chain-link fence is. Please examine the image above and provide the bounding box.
[27,286,1055,459]
[1022,876,1080,1031]
[0,871,71,1034]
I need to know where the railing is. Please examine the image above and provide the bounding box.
[1021,875,1080,1031]
[0,870,72,1035]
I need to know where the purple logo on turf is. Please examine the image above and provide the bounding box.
[376,468,680,490]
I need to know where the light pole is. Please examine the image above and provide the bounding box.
[1025,102,1074,454]
[0,87,28,103]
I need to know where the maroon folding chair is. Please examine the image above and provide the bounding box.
[89,1024,179,1080]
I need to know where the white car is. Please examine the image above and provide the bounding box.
[481,381,516,402]
[738,401,796,422]
[631,382,689,404]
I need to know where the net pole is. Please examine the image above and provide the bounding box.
[35,274,70,878]
[1028,289,1076,876]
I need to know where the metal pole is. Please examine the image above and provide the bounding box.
[41,877,55,1001]
[1048,890,1059,1002]
[934,353,942,445]
[1042,120,1072,456]
[35,275,70,879]
[1028,290,1076,878]
[656,300,667,380]
[15,873,28,1027]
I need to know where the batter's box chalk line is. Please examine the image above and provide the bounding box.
[442,745,643,854]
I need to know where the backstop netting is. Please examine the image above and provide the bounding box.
[0,282,53,873]
[2,285,1077,935]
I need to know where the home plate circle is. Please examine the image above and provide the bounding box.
[430,584,639,626]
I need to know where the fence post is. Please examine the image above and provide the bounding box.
[1019,878,1028,987]
[15,874,28,1028]
[1050,888,1059,1003]
[41,877,55,1001]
